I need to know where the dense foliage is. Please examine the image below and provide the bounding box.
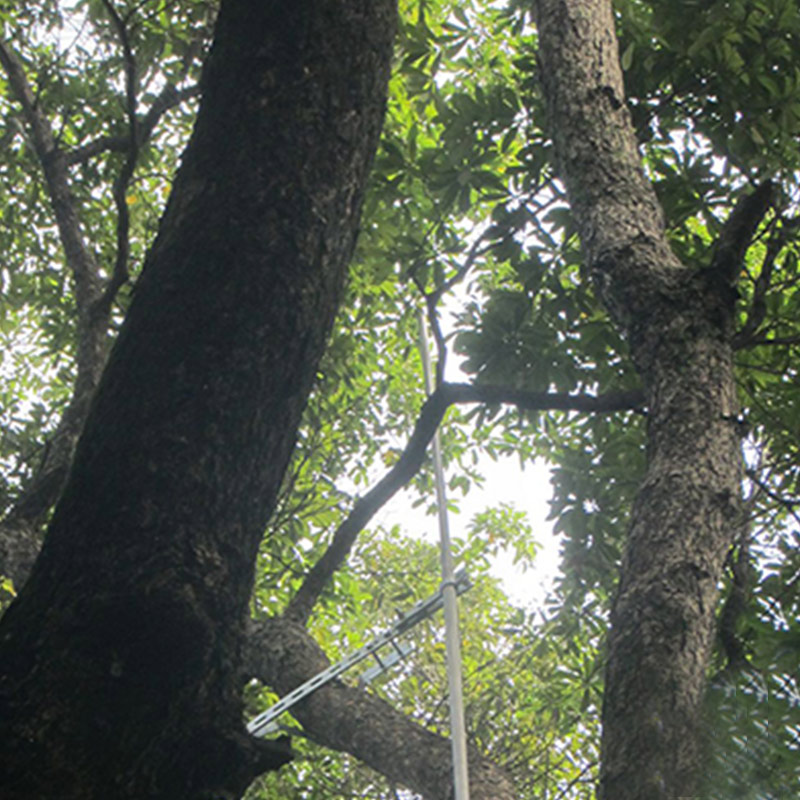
[1,1,798,797]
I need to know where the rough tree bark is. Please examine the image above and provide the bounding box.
[0,2,396,798]
[534,1,769,797]
[2,1,761,797]
[0,7,536,797]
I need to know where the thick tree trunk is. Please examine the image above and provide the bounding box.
[0,2,396,798]
[534,1,745,797]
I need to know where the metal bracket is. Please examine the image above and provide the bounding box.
[247,570,471,738]
[359,639,413,687]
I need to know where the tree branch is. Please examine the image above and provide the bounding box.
[0,41,116,588]
[421,293,447,386]
[735,333,800,350]
[244,616,517,800]
[0,39,201,585]
[717,529,753,671]
[415,230,494,386]
[285,382,644,623]
[710,181,775,286]
[93,0,139,317]
[64,83,201,166]
[0,39,103,309]
[733,214,800,349]
[0,36,145,586]
[429,233,492,307]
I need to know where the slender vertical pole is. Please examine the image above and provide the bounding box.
[418,310,471,800]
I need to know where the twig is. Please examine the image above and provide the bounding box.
[65,83,200,165]
[422,292,447,386]
[284,382,644,623]
[429,234,492,307]
[735,333,800,350]
[746,471,800,513]
[92,0,138,317]
[733,215,800,349]
[415,229,494,385]
[552,761,597,800]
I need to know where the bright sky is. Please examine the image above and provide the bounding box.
[375,451,560,610]
[468,455,559,607]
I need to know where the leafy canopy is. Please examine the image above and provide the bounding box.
[1,0,799,797]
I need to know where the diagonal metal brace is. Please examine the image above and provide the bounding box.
[247,569,471,737]
[360,638,413,687]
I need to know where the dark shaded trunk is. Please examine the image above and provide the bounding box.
[534,1,746,797]
[0,2,396,798]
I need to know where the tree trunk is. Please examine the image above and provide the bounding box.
[0,2,396,798]
[534,1,746,796]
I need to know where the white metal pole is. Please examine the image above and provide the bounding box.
[418,310,471,800]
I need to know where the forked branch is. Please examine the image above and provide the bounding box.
[285,382,644,623]
[0,39,102,308]
[65,83,201,166]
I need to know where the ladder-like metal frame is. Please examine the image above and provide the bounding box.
[247,570,471,738]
